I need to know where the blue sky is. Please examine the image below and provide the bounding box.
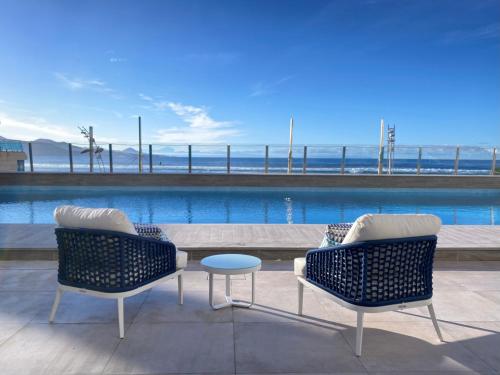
[0,0,498,146]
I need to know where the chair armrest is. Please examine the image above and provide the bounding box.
[55,228,177,293]
[134,223,169,241]
[306,243,365,305]
[306,235,437,307]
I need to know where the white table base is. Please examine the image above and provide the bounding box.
[209,272,255,310]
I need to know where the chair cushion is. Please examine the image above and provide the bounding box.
[342,214,441,244]
[294,257,306,276]
[176,250,188,269]
[54,205,138,235]
[134,223,170,241]
[319,223,353,248]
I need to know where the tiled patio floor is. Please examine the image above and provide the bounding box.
[0,260,499,374]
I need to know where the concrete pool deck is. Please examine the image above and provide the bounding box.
[1,259,500,374]
[1,224,500,261]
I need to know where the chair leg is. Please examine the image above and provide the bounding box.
[428,303,444,342]
[48,287,63,323]
[117,297,125,339]
[178,273,184,305]
[355,311,364,357]
[298,280,304,316]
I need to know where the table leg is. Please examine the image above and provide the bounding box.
[225,274,231,301]
[208,272,255,310]
[209,273,214,308]
[251,272,255,305]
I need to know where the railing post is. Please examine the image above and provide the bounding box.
[227,145,231,174]
[68,143,73,173]
[492,148,497,175]
[454,146,460,175]
[264,145,269,174]
[417,147,422,175]
[340,146,346,175]
[28,142,34,172]
[109,144,113,173]
[149,144,153,173]
[188,145,192,173]
[138,116,143,173]
[89,126,94,173]
[303,146,307,174]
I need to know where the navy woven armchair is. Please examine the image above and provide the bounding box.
[49,223,187,338]
[295,215,444,356]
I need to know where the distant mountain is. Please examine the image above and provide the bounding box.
[0,137,178,166]
[122,147,138,154]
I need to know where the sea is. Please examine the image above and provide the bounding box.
[27,156,493,175]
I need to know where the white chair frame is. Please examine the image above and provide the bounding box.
[49,269,184,338]
[297,276,443,357]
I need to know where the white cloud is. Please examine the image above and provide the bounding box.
[0,112,122,143]
[250,75,294,97]
[109,57,127,63]
[54,73,120,98]
[138,95,240,143]
[139,93,153,102]
[0,112,78,142]
[442,23,500,44]
[155,126,240,143]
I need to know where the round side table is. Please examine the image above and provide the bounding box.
[200,254,262,310]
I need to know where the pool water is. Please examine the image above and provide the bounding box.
[1,186,500,225]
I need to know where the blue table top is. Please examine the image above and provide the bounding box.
[201,254,262,270]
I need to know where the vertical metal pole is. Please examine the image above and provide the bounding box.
[108,144,113,173]
[492,148,497,176]
[378,119,384,175]
[378,146,384,175]
[138,116,143,173]
[302,146,308,174]
[227,145,231,174]
[264,145,269,174]
[417,147,422,175]
[454,146,460,175]
[68,143,73,173]
[149,144,153,173]
[287,115,294,174]
[89,126,94,173]
[340,146,346,174]
[28,142,34,172]
[188,145,192,173]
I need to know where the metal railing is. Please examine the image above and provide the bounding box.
[18,143,499,176]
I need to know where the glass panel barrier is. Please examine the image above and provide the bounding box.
[457,146,492,175]
[191,144,227,174]
[268,145,304,174]
[230,145,265,174]
[305,145,343,174]
[151,144,189,174]
[420,146,458,175]
[345,145,379,174]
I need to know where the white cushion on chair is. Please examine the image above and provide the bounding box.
[54,205,138,235]
[294,257,306,276]
[342,214,441,244]
[176,250,188,269]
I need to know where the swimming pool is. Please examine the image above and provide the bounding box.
[1,186,500,225]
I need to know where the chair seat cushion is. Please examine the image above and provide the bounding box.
[176,250,188,269]
[54,205,137,235]
[294,257,306,276]
[342,214,441,244]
